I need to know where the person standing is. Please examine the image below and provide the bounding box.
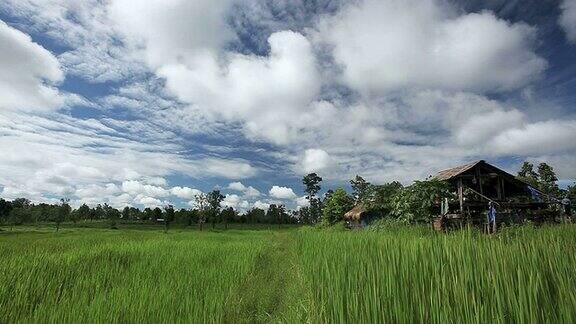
[487,201,497,234]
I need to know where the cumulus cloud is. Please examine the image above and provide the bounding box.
[253,200,271,211]
[170,186,203,200]
[317,0,546,95]
[560,0,576,43]
[489,120,576,156]
[269,186,297,199]
[295,196,310,208]
[0,20,64,111]
[227,182,261,197]
[298,149,333,174]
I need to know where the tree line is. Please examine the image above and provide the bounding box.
[1,161,574,230]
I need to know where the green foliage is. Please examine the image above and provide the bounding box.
[350,175,370,203]
[302,173,322,197]
[389,179,451,222]
[321,188,353,225]
[363,181,403,216]
[517,161,539,187]
[537,162,560,196]
[517,161,561,197]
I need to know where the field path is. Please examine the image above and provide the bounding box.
[223,230,308,323]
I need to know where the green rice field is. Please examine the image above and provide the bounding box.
[1,224,576,323]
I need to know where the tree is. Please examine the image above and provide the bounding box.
[122,207,131,220]
[221,207,236,230]
[163,205,175,232]
[76,203,91,221]
[363,182,404,216]
[567,184,576,201]
[518,161,539,187]
[350,175,371,203]
[142,207,153,221]
[103,203,120,229]
[54,198,71,231]
[389,180,451,222]
[152,207,163,222]
[8,208,29,229]
[194,193,209,231]
[245,208,265,224]
[321,188,354,225]
[266,204,288,226]
[207,190,225,229]
[537,162,560,196]
[303,173,322,198]
[0,198,13,224]
[303,173,323,224]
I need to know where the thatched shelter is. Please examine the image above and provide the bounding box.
[344,204,367,222]
[344,203,380,228]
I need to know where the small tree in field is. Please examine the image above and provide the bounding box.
[163,205,175,232]
[54,198,71,231]
[321,188,354,225]
[194,193,209,231]
[207,190,224,229]
[303,173,323,224]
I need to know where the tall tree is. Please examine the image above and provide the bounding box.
[76,203,90,221]
[54,198,71,231]
[221,207,236,230]
[152,207,163,222]
[321,188,354,225]
[517,161,539,188]
[163,205,175,232]
[350,175,371,203]
[194,193,209,231]
[103,203,120,229]
[207,190,225,229]
[303,173,323,224]
[537,162,560,196]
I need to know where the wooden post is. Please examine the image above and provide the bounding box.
[458,178,464,213]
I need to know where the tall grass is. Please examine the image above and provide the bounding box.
[2,225,576,323]
[0,228,269,322]
[295,225,576,323]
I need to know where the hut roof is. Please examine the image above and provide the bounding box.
[344,204,367,221]
[435,160,483,181]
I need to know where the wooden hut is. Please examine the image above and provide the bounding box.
[433,160,554,229]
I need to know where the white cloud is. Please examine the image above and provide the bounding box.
[0,20,64,111]
[170,186,202,200]
[108,0,237,69]
[227,181,261,197]
[253,200,270,211]
[269,186,297,199]
[317,0,546,95]
[227,182,247,191]
[121,180,169,197]
[560,0,576,43]
[299,149,332,174]
[0,112,257,205]
[489,120,576,156]
[134,195,164,208]
[295,196,309,208]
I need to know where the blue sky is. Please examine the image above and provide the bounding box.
[1,0,575,211]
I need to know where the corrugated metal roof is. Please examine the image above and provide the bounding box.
[434,160,483,181]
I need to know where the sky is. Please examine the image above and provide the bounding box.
[1,0,575,211]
